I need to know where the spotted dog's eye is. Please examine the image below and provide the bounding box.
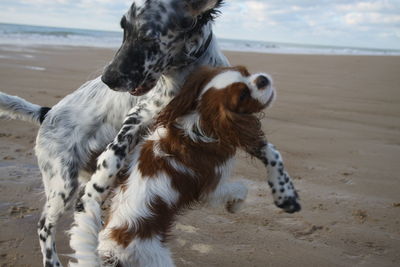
[140,31,160,43]
[142,35,156,42]
[183,18,195,29]
[239,88,250,101]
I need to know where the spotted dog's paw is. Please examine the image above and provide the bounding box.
[75,198,85,212]
[271,173,301,213]
[75,188,86,212]
[269,174,301,214]
[263,143,301,214]
[276,195,301,213]
[74,192,95,213]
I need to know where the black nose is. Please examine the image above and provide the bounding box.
[101,68,121,89]
[255,75,270,89]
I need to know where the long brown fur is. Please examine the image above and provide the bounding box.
[109,66,268,248]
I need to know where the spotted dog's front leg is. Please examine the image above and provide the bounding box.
[249,141,301,213]
[69,103,158,265]
[76,103,154,210]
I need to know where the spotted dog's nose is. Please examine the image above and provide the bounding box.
[255,75,270,90]
[102,69,121,89]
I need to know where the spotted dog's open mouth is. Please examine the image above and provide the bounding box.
[129,85,153,96]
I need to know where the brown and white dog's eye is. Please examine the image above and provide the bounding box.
[239,88,250,101]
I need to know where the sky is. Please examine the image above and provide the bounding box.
[0,0,399,50]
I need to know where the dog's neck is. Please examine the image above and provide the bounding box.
[109,25,229,127]
[157,24,229,95]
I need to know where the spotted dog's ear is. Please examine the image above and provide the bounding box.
[184,0,224,16]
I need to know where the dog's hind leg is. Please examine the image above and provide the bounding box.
[97,232,175,267]
[207,181,248,213]
[37,163,80,267]
[97,187,176,267]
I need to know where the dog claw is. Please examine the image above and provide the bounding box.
[276,197,301,213]
[75,200,85,212]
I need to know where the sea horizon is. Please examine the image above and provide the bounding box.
[0,22,399,56]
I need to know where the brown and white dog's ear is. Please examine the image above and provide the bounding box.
[156,66,220,125]
[184,0,224,17]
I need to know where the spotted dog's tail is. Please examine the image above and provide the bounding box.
[69,199,102,267]
[0,92,51,125]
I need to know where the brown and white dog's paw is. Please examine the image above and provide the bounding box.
[225,181,248,213]
[226,199,245,213]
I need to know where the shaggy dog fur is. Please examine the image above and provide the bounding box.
[0,1,300,265]
[69,66,299,266]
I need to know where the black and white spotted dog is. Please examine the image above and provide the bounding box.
[0,1,300,266]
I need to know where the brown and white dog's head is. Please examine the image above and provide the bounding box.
[157,66,274,147]
[199,65,275,114]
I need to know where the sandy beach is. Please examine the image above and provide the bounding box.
[0,45,399,267]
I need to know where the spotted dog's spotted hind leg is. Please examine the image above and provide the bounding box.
[249,141,301,213]
[37,172,79,267]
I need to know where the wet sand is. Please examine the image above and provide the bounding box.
[0,45,399,266]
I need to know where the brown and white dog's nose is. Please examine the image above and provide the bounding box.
[255,75,270,90]
[249,72,275,107]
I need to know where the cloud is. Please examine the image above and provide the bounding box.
[20,0,69,4]
[337,1,394,12]
[344,12,400,25]
[0,0,399,49]
[215,0,400,49]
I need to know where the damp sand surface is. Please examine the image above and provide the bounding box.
[0,45,399,266]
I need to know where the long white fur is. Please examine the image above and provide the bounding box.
[69,198,102,267]
[95,144,242,266]
[206,157,247,209]
[70,142,181,266]
[96,138,180,266]
[175,112,216,143]
[0,92,43,124]
[201,70,245,93]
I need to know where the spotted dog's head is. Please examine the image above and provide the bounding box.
[101,0,224,96]
[157,66,275,147]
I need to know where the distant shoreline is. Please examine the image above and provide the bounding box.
[1,44,399,58]
[1,23,399,56]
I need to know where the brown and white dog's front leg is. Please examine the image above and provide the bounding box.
[249,140,301,213]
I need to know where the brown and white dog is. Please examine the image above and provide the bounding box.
[70,66,298,266]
